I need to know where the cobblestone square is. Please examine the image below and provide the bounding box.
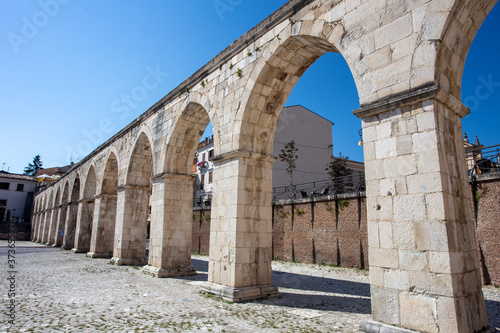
[1,241,499,332]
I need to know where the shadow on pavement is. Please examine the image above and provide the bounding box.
[184,257,371,314]
[486,299,500,330]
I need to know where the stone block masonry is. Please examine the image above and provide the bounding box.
[30,0,497,331]
[473,172,500,287]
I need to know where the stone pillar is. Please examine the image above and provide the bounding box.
[36,212,44,242]
[52,205,66,247]
[111,185,150,266]
[41,210,51,244]
[30,213,38,241]
[62,202,78,250]
[72,199,94,253]
[39,212,47,243]
[47,206,60,246]
[142,173,196,277]
[201,151,278,302]
[87,194,117,258]
[32,214,39,242]
[355,86,488,333]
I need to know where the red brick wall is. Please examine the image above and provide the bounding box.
[191,195,368,269]
[272,197,367,268]
[474,177,500,286]
[192,209,210,255]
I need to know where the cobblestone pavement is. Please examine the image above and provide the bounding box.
[1,241,499,332]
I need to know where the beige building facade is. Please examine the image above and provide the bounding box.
[194,105,335,204]
[32,1,496,331]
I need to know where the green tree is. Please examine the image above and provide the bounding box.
[24,155,43,176]
[325,152,352,187]
[279,140,299,187]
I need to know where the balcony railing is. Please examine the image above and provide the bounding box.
[271,172,366,202]
[192,143,500,207]
[466,144,500,176]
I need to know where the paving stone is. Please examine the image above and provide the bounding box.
[1,241,499,332]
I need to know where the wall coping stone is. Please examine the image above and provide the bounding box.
[353,84,470,119]
[212,149,277,164]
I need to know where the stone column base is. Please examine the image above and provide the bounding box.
[110,256,147,266]
[200,282,279,303]
[360,321,498,333]
[360,321,419,333]
[86,252,113,259]
[141,265,196,278]
[52,243,61,248]
[71,248,87,254]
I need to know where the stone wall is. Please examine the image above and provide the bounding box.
[272,195,368,268]
[473,173,500,287]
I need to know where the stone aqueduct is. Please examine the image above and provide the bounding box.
[31,0,497,332]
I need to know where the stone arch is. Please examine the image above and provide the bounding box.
[112,131,154,265]
[144,101,217,277]
[88,151,119,258]
[38,194,47,242]
[47,187,61,245]
[54,180,70,247]
[432,0,497,99]
[237,33,340,155]
[102,152,119,194]
[63,175,80,250]
[164,101,213,174]
[126,130,155,186]
[41,190,54,244]
[34,195,45,242]
[73,165,97,253]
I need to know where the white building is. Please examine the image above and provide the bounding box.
[194,105,344,204]
[272,105,334,187]
[0,171,36,222]
[194,136,215,206]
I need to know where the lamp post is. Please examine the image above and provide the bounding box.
[357,129,363,146]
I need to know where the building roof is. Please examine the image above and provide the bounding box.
[284,105,335,126]
[35,164,73,177]
[0,171,36,182]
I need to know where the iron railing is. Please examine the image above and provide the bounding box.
[193,173,366,207]
[194,193,212,208]
[466,144,500,176]
[271,172,366,202]
[191,143,500,207]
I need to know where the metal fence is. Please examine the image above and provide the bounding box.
[193,193,212,208]
[271,172,366,202]
[192,173,366,207]
[467,144,500,176]
[191,143,500,206]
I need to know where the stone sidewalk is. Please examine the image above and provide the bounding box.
[1,241,499,332]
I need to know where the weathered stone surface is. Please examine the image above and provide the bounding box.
[31,0,495,331]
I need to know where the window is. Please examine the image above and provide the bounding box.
[202,153,206,162]
[209,150,214,158]
[0,182,9,190]
[208,171,213,184]
[200,175,205,190]
[0,199,6,206]
[16,184,24,192]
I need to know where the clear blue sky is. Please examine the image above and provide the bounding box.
[1,1,498,174]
